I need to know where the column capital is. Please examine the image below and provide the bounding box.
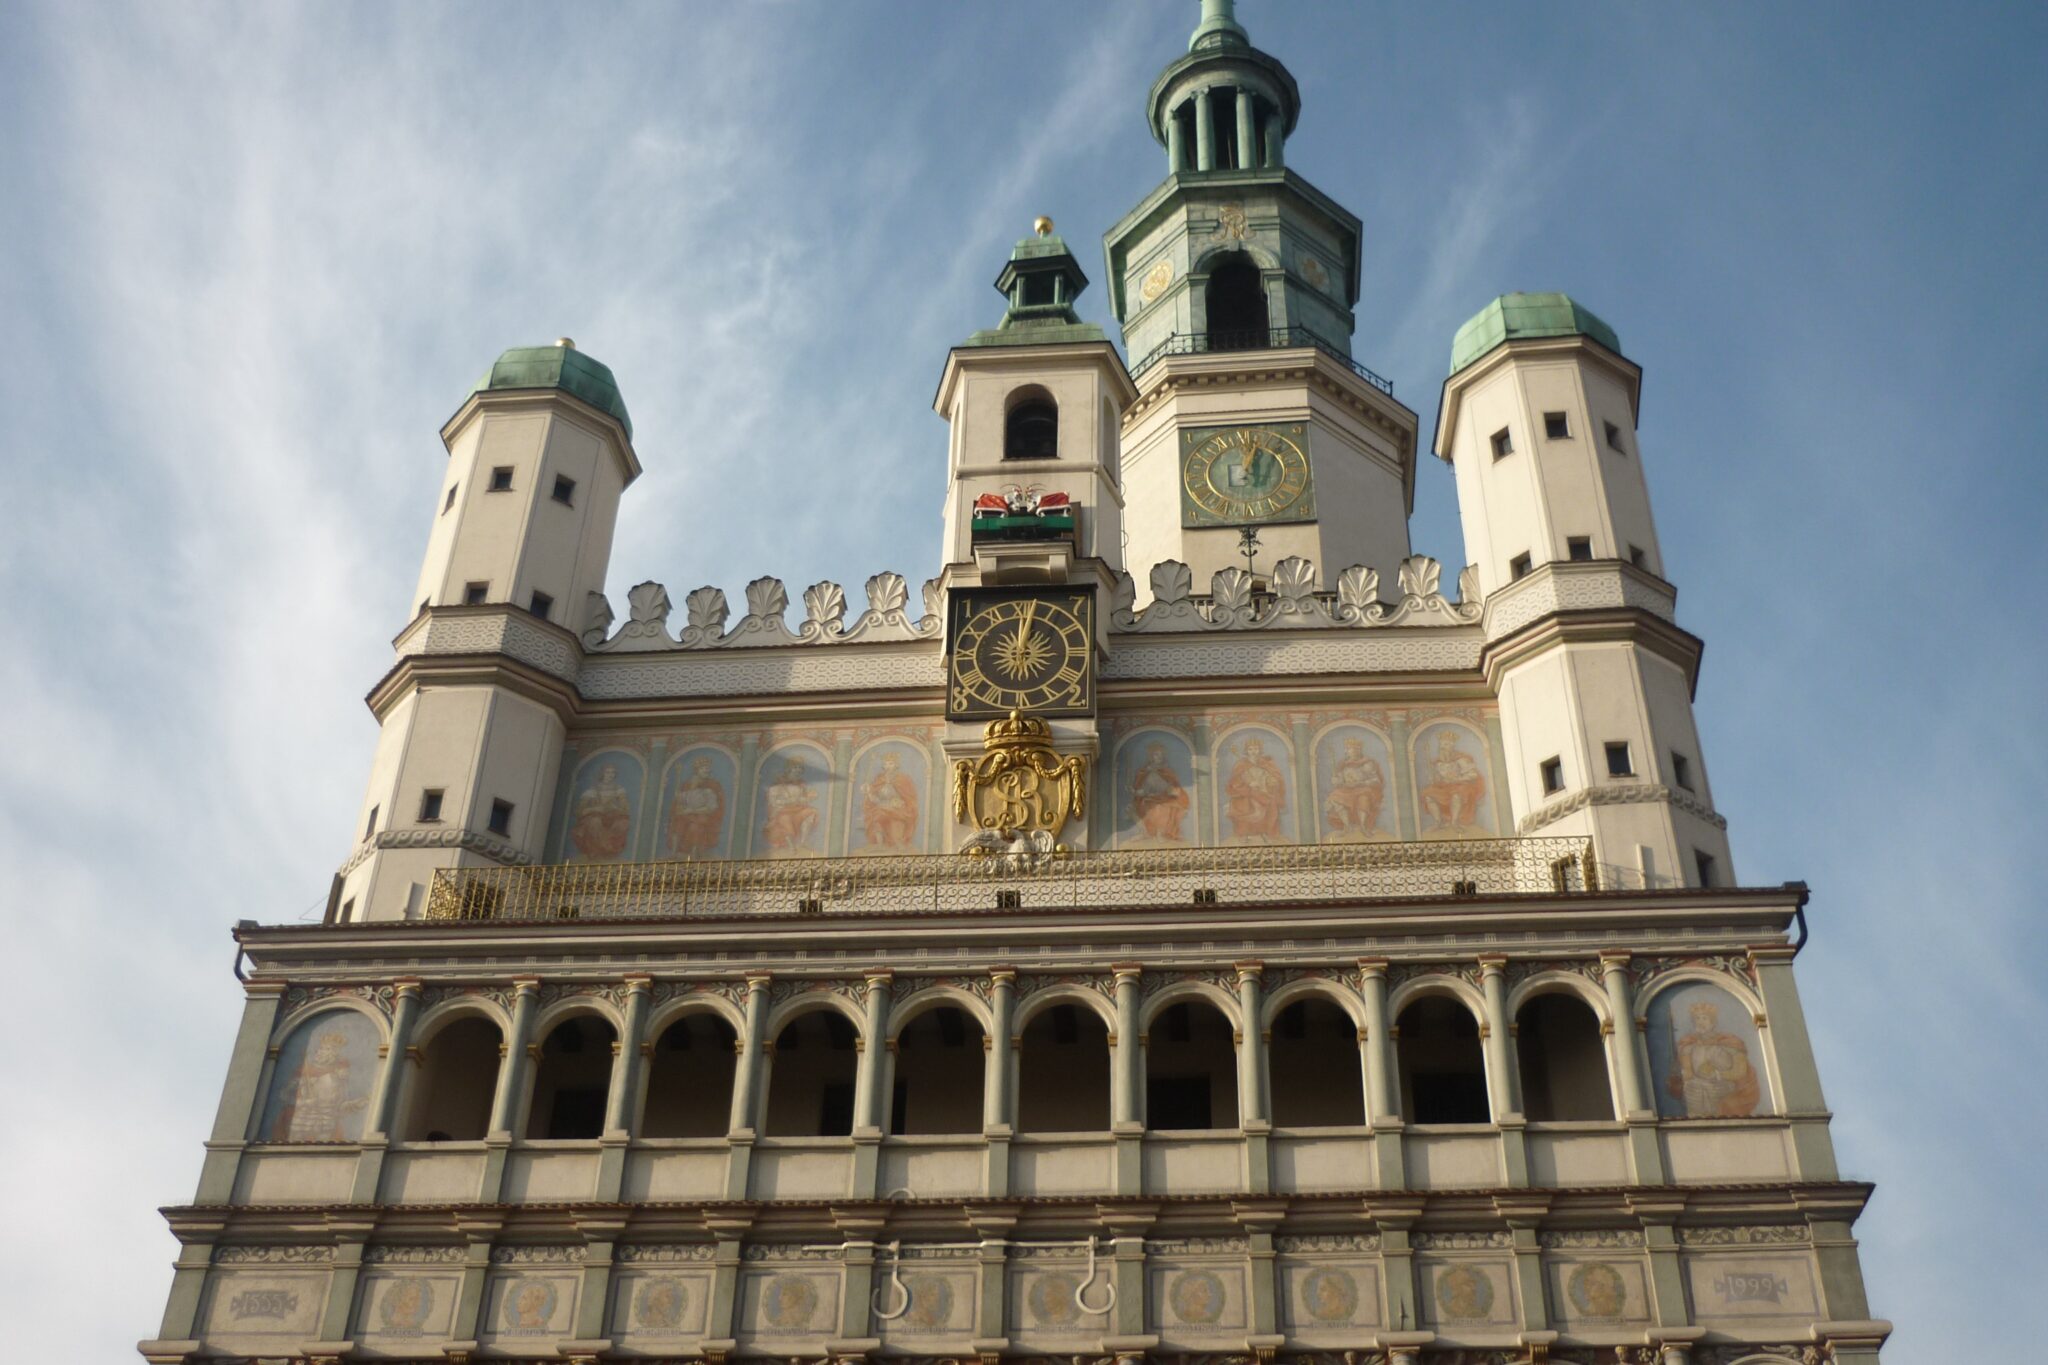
[1112,964,1144,985]
[1598,951,1633,973]
[242,979,288,999]
[393,977,424,999]
[744,972,773,993]
[1355,957,1389,979]
[1233,960,1264,981]
[1476,953,1509,975]
[622,974,654,993]
[511,976,542,996]
[988,967,1018,987]
[1748,944,1800,967]
[864,968,896,990]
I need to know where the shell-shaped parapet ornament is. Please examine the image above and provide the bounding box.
[952,710,1087,851]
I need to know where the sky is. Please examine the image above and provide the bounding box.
[0,1,2042,1359]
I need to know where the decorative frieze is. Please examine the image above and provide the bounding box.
[1411,1230,1512,1250]
[1538,1228,1644,1249]
[1274,1233,1381,1253]
[489,1244,585,1265]
[617,1242,718,1263]
[1678,1224,1811,1246]
[212,1244,332,1264]
[362,1244,466,1264]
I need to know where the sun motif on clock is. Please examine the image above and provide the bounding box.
[1180,423,1315,527]
[947,589,1095,719]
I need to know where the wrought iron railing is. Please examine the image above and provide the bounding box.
[422,836,1594,923]
[1131,327,1395,395]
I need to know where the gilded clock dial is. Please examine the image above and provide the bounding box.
[948,591,1094,718]
[1179,423,1315,527]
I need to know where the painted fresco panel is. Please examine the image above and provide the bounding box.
[611,1268,715,1342]
[737,1267,841,1339]
[201,1269,327,1345]
[357,1270,462,1345]
[1278,1259,1383,1338]
[1645,980,1774,1118]
[1544,1258,1652,1328]
[1411,721,1495,837]
[848,739,929,855]
[1683,1252,1822,1326]
[565,751,643,861]
[482,1270,579,1342]
[1312,724,1394,843]
[752,745,830,858]
[1113,729,1196,848]
[1416,1259,1517,1330]
[1006,1261,1114,1340]
[1148,1262,1248,1340]
[1214,725,1295,845]
[877,1264,977,1340]
[257,1009,381,1143]
[659,746,738,860]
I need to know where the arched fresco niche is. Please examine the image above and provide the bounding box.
[1312,723,1394,843]
[566,751,644,862]
[752,744,831,858]
[848,738,929,855]
[1644,979,1774,1119]
[257,1008,382,1143]
[1214,725,1295,845]
[1410,720,1494,838]
[660,745,738,860]
[1113,730,1195,848]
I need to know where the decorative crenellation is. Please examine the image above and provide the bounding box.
[587,572,943,653]
[1110,555,1480,635]
[212,1244,332,1264]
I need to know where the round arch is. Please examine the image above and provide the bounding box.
[408,997,511,1050]
[1139,980,1242,1034]
[765,990,868,1043]
[643,991,747,1042]
[888,985,993,1042]
[1011,985,1117,1041]
[1263,976,1365,1030]
[1505,971,1611,1023]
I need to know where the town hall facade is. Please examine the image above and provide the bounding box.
[142,4,1889,1363]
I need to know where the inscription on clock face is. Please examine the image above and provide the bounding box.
[1179,423,1315,527]
[947,590,1095,719]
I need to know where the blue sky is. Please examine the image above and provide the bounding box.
[1,2,2041,1358]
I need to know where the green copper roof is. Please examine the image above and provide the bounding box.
[965,220,1107,347]
[1189,0,1248,51]
[1449,293,1623,376]
[471,342,632,438]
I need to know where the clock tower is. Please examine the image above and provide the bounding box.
[1105,0,1418,599]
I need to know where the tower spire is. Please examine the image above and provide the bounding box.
[1189,0,1248,52]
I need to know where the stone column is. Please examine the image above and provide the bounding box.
[1478,956,1527,1186]
[597,974,652,1201]
[1193,88,1215,172]
[1235,963,1270,1194]
[1234,89,1257,170]
[193,979,286,1205]
[146,1228,218,1350]
[350,978,422,1202]
[482,977,540,1202]
[985,968,1016,1197]
[852,970,894,1196]
[726,973,770,1199]
[1751,945,1841,1180]
[1358,960,1405,1187]
[1600,953,1666,1184]
[1262,114,1283,168]
[1166,110,1187,173]
[1111,966,1144,1194]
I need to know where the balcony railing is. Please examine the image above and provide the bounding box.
[423,836,1594,923]
[1130,327,1395,395]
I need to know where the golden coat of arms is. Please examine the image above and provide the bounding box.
[952,711,1087,848]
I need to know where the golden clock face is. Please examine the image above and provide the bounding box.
[1180,423,1315,527]
[947,589,1095,719]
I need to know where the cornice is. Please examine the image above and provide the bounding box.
[1481,607,1705,695]
[1517,780,1730,835]
[1125,346,1416,454]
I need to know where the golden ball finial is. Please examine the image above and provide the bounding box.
[1033,216,1054,237]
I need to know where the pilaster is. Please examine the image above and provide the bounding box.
[351,978,422,1202]
[1358,959,1405,1187]
[727,972,770,1198]
[1601,951,1666,1184]
[194,980,286,1205]
[1752,944,1840,1180]
[481,976,540,1201]
[596,975,651,1201]
[1112,965,1145,1193]
[985,968,1017,1196]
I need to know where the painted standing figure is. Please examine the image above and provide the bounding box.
[1225,737,1288,842]
[1669,998,1762,1117]
[860,751,920,850]
[761,758,821,854]
[269,1030,369,1141]
[1419,729,1486,832]
[667,755,726,858]
[1129,742,1190,842]
[1322,736,1385,836]
[570,762,633,860]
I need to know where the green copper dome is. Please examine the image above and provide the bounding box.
[1449,293,1623,376]
[470,341,632,438]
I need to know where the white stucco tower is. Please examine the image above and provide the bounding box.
[334,341,639,922]
[1438,294,1731,889]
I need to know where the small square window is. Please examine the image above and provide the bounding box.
[1605,741,1634,777]
[1567,536,1593,561]
[488,466,514,492]
[340,897,355,922]
[442,484,458,512]
[552,475,576,506]
[1605,420,1626,452]
[418,789,444,822]
[1543,411,1570,439]
[463,582,489,605]
[1628,545,1647,570]
[1671,752,1694,791]
[488,799,514,837]
[1694,849,1717,888]
[1510,552,1533,580]
[1490,427,1514,459]
[529,590,554,620]
[1540,756,1565,794]
[363,805,379,841]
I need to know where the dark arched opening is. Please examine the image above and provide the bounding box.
[764,1009,859,1137]
[1005,390,1059,460]
[892,1005,986,1135]
[400,1016,500,1142]
[526,1015,616,1140]
[1516,994,1615,1121]
[1269,998,1365,1126]
[1204,254,1269,348]
[1395,996,1491,1125]
[1017,1003,1110,1132]
[641,1012,738,1138]
[1145,999,1240,1131]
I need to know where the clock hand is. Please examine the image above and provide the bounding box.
[1015,600,1036,656]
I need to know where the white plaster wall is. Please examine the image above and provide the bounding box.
[1583,364,1663,574]
[420,412,548,607]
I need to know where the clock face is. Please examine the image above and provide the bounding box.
[947,589,1095,719]
[1179,423,1316,527]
